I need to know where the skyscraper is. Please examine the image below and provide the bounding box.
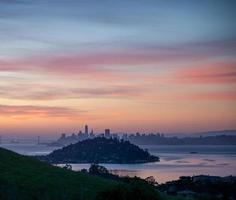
[105,129,111,138]
[85,125,89,135]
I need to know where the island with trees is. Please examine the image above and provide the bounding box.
[38,137,159,164]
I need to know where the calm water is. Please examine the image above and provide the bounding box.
[1,143,236,183]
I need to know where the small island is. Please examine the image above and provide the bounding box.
[38,137,159,164]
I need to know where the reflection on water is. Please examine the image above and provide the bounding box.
[1,143,236,183]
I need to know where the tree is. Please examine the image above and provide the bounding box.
[62,164,72,170]
[89,164,109,175]
[145,176,158,186]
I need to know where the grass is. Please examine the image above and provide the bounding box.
[0,147,117,200]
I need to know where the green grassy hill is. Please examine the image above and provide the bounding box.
[0,147,183,200]
[0,147,117,200]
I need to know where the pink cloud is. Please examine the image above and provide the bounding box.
[1,37,235,76]
[0,47,222,75]
[0,52,163,75]
[0,84,144,100]
[186,91,236,101]
[173,62,236,84]
[0,104,83,118]
[0,53,153,82]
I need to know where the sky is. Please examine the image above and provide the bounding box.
[0,0,236,136]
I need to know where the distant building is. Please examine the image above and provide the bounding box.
[85,125,89,136]
[122,134,128,141]
[136,132,140,137]
[61,133,66,139]
[98,133,105,138]
[105,129,111,138]
[156,133,161,137]
[71,133,76,139]
[90,129,95,138]
[112,133,119,139]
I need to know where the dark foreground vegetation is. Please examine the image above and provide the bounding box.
[38,137,159,164]
[1,146,235,200]
[79,164,236,200]
[0,147,177,200]
[158,175,236,200]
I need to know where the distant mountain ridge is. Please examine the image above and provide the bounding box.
[129,134,236,145]
[191,130,236,137]
[165,130,236,137]
[38,137,159,164]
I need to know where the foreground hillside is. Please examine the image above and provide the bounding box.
[0,147,116,200]
[39,137,159,164]
[159,175,236,199]
[0,147,179,200]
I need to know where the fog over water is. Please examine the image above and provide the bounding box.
[1,143,235,183]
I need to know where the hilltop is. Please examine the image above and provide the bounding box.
[39,137,159,164]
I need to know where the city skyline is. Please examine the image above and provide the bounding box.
[0,0,236,135]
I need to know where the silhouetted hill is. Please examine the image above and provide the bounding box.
[39,137,159,164]
[0,147,116,200]
[0,147,177,200]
